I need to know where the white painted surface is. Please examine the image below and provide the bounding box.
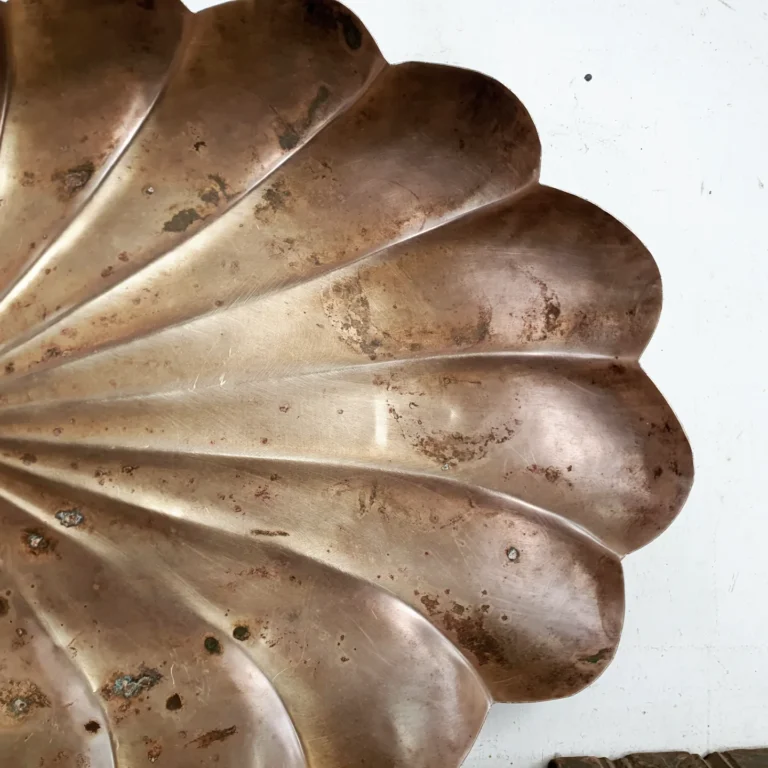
[7,0,765,763]
[336,1,768,764]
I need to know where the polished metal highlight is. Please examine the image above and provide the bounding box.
[0,0,693,765]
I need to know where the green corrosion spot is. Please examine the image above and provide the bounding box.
[55,508,84,528]
[111,668,161,699]
[582,648,611,664]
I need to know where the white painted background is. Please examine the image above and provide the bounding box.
[195,0,768,764]
[5,0,763,763]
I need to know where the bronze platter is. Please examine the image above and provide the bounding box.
[0,0,693,765]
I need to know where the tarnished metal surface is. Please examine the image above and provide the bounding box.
[0,0,693,765]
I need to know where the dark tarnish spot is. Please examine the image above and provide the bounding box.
[304,0,337,29]
[189,725,237,749]
[544,295,561,332]
[145,739,162,762]
[12,628,27,650]
[238,564,273,579]
[21,453,37,465]
[43,345,62,360]
[520,270,563,341]
[526,463,574,489]
[55,508,84,528]
[0,597,8,616]
[204,636,222,655]
[339,11,362,49]
[443,609,506,667]
[278,129,300,151]
[102,668,162,700]
[414,424,515,467]
[420,594,440,615]
[255,182,292,216]
[321,275,382,358]
[452,305,493,347]
[232,625,250,641]
[307,85,331,124]
[356,483,388,519]
[52,161,95,199]
[165,693,182,711]
[163,208,201,233]
[200,187,220,205]
[0,681,51,718]
[581,647,612,664]
[304,1,363,49]
[250,529,289,537]
[84,720,101,733]
[208,173,235,202]
[460,75,509,122]
[278,85,331,151]
[530,465,556,482]
[543,466,561,483]
[324,278,492,359]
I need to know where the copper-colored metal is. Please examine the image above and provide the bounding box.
[0,0,693,765]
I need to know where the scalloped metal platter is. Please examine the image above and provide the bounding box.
[0,0,693,765]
